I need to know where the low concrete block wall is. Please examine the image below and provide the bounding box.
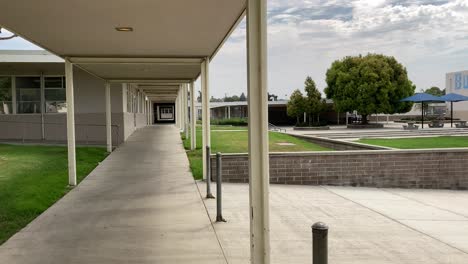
[210,149,468,190]
[290,134,390,151]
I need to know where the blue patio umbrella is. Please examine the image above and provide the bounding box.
[439,93,468,127]
[400,93,444,128]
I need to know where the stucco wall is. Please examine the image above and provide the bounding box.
[210,149,468,190]
[0,66,132,145]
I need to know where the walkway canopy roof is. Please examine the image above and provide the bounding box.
[0,0,246,82]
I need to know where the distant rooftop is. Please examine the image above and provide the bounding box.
[195,99,333,109]
[0,50,63,63]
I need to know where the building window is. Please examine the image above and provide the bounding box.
[44,76,67,113]
[0,77,12,114]
[16,76,41,114]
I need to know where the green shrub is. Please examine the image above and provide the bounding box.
[211,118,248,126]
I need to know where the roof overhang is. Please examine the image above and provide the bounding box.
[0,0,246,83]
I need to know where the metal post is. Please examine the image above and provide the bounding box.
[202,58,211,180]
[312,222,328,264]
[216,152,226,222]
[451,101,453,128]
[421,103,424,129]
[206,146,215,199]
[247,0,270,262]
[190,81,196,150]
[65,59,77,186]
[105,82,112,153]
[184,84,189,139]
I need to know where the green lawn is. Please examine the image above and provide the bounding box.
[0,144,107,245]
[182,126,330,179]
[358,136,468,149]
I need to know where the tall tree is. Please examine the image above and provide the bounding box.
[287,89,306,125]
[325,54,415,124]
[425,86,445,96]
[303,76,326,125]
[239,92,247,101]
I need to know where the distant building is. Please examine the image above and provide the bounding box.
[446,70,468,120]
[0,50,151,145]
[196,99,345,126]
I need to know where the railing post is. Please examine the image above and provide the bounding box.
[312,222,328,264]
[206,146,215,199]
[216,152,226,222]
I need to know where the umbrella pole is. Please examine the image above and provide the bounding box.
[451,102,453,128]
[421,103,424,129]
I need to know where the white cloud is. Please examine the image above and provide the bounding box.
[0,29,41,50]
[211,0,468,98]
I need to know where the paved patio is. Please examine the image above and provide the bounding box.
[0,125,227,264]
[2,124,468,264]
[200,182,468,263]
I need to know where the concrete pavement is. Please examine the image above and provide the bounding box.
[200,182,468,263]
[0,125,226,264]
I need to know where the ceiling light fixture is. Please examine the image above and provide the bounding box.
[115,27,133,32]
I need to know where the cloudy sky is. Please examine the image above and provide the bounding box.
[2,0,468,99]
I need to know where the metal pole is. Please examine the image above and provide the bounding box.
[184,84,189,140]
[65,59,77,186]
[216,152,226,222]
[421,103,424,129]
[312,222,328,264]
[190,81,196,150]
[206,146,215,199]
[451,101,453,128]
[202,58,211,181]
[247,0,270,262]
[105,82,112,153]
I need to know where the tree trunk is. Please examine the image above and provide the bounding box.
[308,114,311,126]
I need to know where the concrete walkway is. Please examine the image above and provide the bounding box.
[200,182,468,264]
[0,125,226,264]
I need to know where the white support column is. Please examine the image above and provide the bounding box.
[228,106,231,119]
[247,0,270,263]
[147,99,150,125]
[190,81,196,150]
[12,77,17,114]
[105,82,112,153]
[65,59,77,186]
[177,87,182,130]
[201,58,210,180]
[184,83,189,139]
[150,101,153,125]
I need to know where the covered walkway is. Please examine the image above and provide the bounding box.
[0,125,226,264]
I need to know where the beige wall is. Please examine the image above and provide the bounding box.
[0,65,149,145]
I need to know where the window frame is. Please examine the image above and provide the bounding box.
[44,75,67,114]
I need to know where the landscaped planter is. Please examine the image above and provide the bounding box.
[293,126,330,130]
[347,123,384,129]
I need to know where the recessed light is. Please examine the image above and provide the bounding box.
[115,27,133,32]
